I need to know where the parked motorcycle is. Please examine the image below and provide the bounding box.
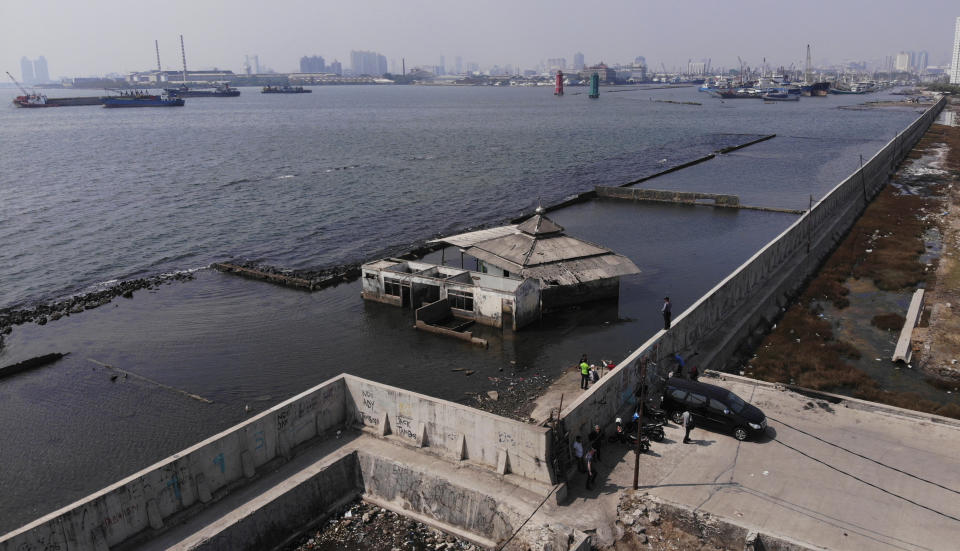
[608,417,650,452]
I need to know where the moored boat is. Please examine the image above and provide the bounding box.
[164,83,240,97]
[261,85,311,94]
[12,94,104,107]
[102,91,185,107]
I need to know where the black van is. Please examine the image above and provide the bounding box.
[660,377,767,441]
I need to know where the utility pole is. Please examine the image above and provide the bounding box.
[633,359,648,490]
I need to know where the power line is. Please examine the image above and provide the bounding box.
[769,417,960,496]
[772,438,960,523]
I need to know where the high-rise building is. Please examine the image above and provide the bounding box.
[951,17,960,84]
[634,56,646,66]
[350,50,387,76]
[252,55,261,74]
[439,55,445,76]
[914,50,928,74]
[33,56,49,83]
[20,56,35,84]
[546,58,566,71]
[455,56,462,75]
[330,60,342,76]
[299,55,325,73]
[894,52,911,72]
[573,52,585,71]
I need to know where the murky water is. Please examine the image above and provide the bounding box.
[0,85,934,531]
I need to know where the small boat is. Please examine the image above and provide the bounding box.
[102,91,185,107]
[261,85,311,94]
[164,82,240,98]
[762,89,800,102]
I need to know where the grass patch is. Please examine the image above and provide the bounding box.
[871,312,906,331]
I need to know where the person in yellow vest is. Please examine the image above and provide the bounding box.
[580,359,591,389]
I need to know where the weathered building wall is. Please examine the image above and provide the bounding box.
[342,375,554,484]
[560,96,947,450]
[514,278,542,330]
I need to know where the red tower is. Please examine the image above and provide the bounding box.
[554,70,564,96]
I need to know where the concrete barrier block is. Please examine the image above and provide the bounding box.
[241,450,255,479]
[146,498,163,530]
[416,422,427,447]
[496,449,510,475]
[196,473,213,504]
[377,411,390,436]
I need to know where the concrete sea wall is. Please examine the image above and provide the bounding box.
[561,96,947,441]
[1,374,553,551]
[343,375,554,484]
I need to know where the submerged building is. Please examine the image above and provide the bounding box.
[361,209,640,331]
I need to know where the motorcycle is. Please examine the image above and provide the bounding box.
[627,411,665,442]
[608,417,650,452]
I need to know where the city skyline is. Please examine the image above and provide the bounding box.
[2,0,958,79]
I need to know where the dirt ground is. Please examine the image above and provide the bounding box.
[744,98,960,419]
[915,105,960,385]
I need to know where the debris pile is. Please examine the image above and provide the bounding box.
[287,500,478,551]
[469,369,554,422]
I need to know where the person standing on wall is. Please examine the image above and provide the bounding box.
[682,409,695,444]
[580,358,591,389]
[662,297,672,330]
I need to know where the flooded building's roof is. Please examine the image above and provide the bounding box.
[432,212,641,285]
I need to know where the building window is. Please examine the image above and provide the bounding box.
[447,289,474,311]
[384,278,402,297]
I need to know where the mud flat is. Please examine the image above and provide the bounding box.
[741,99,960,418]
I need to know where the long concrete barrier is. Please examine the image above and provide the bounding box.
[1,374,553,550]
[560,96,948,444]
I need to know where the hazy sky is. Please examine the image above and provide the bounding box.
[2,0,957,78]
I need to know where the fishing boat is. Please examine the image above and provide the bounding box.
[762,89,800,102]
[164,82,240,97]
[261,85,311,94]
[102,91,185,107]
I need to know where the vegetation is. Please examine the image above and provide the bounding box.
[925,82,960,95]
[747,128,960,420]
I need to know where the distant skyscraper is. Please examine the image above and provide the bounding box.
[252,55,261,74]
[573,52,585,71]
[350,50,387,76]
[634,56,646,66]
[439,55,445,76]
[455,56,462,75]
[894,52,911,72]
[951,17,960,84]
[33,56,49,83]
[914,50,928,73]
[299,55,325,73]
[547,58,566,71]
[20,56,35,84]
[330,60,342,76]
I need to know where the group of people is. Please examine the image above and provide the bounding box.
[578,355,615,390]
[572,424,606,489]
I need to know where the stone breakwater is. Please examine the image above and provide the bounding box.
[211,261,362,291]
[0,272,195,351]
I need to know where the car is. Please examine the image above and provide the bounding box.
[660,377,767,441]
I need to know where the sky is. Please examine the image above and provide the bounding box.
[2,0,958,79]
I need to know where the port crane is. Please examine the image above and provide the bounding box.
[5,71,31,96]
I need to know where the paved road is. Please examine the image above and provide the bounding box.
[551,374,960,550]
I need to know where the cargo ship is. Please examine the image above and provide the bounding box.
[261,85,311,94]
[101,92,185,108]
[164,83,240,97]
[12,94,104,108]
